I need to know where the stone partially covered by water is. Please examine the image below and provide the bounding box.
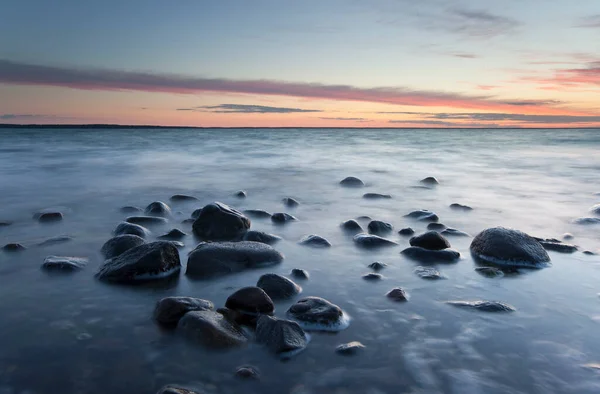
[363,193,391,199]
[153,296,214,326]
[475,267,505,278]
[144,201,171,217]
[235,190,247,198]
[41,256,87,271]
[340,219,363,233]
[368,220,393,235]
[368,261,387,271]
[35,211,63,222]
[398,227,415,236]
[401,246,460,262]
[2,242,26,252]
[157,228,187,240]
[192,202,250,241]
[101,234,145,259]
[282,197,300,207]
[243,230,281,245]
[590,204,600,215]
[404,209,439,222]
[257,273,302,299]
[535,238,578,253]
[445,300,516,312]
[336,341,365,355]
[409,231,451,250]
[339,176,365,187]
[169,194,198,202]
[353,233,397,248]
[470,227,551,268]
[291,268,310,280]
[225,286,274,315]
[126,216,168,225]
[386,288,409,301]
[177,310,248,348]
[574,217,600,225]
[243,209,272,219]
[271,212,298,224]
[441,228,470,237]
[450,203,473,211]
[36,235,74,246]
[420,176,439,186]
[427,222,446,231]
[287,296,350,331]
[299,234,331,247]
[414,266,446,280]
[156,385,201,394]
[114,221,150,238]
[362,272,383,281]
[255,315,309,359]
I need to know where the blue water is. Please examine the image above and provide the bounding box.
[0,128,599,393]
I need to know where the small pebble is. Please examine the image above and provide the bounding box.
[362,273,383,281]
[336,341,365,355]
[386,288,409,302]
[398,227,415,236]
[291,268,309,279]
[235,365,260,379]
[368,262,387,271]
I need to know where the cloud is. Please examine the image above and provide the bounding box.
[520,61,600,89]
[178,104,321,113]
[576,15,600,28]
[389,111,600,125]
[445,8,520,38]
[476,85,498,91]
[0,114,50,120]
[450,53,478,59]
[389,119,503,128]
[319,117,372,122]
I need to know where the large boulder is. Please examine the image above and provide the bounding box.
[255,315,309,358]
[340,176,365,187]
[192,202,250,240]
[353,233,397,248]
[287,297,349,331]
[257,273,302,299]
[153,297,214,326]
[100,234,145,259]
[145,201,171,217]
[470,227,550,268]
[113,222,150,238]
[409,231,451,250]
[225,287,274,315]
[186,241,283,278]
[177,310,248,348]
[96,241,181,282]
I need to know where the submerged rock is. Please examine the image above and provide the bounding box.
[235,365,260,380]
[169,194,198,202]
[0,220,12,226]
[287,296,349,331]
[243,230,281,245]
[336,341,365,355]
[177,310,248,348]
[470,227,550,268]
[574,217,600,225]
[126,216,168,225]
[414,266,445,280]
[257,273,302,299]
[96,241,180,283]
[120,206,143,213]
[450,203,473,211]
[2,243,26,252]
[36,235,73,246]
[445,300,515,312]
[225,286,274,315]
[157,228,187,240]
[291,268,309,280]
[186,241,283,278]
[282,197,300,207]
[36,212,63,222]
[153,297,214,326]
[398,227,415,236]
[181,218,195,225]
[401,246,460,262]
[362,273,383,281]
[353,233,397,248]
[157,385,201,394]
[536,238,578,253]
[363,193,391,199]
[368,261,387,271]
[427,222,447,231]
[404,210,439,222]
[420,176,439,186]
[340,176,365,187]
[192,202,250,241]
[114,221,150,238]
[42,256,87,271]
[235,190,247,198]
[299,234,331,248]
[145,201,171,217]
[386,288,409,302]
[271,212,297,224]
[368,220,393,235]
[256,315,309,358]
[340,219,363,233]
[475,267,505,278]
[243,209,272,219]
[101,234,146,259]
[590,204,600,215]
[583,251,596,255]
[563,233,574,240]
[356,215,372,221]
[441,228,470,237]
[409,231,451,250]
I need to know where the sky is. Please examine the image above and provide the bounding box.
[0,0,599,128]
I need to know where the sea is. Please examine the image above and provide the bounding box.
[0,127,599,394]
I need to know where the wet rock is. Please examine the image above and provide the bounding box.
[368,220,393,235]
[362,273,383,281]
[114,221,150,238]
[3,242,26,252]
[282,197,300,207]
[450,203,473,211]
[398,227,415,236]
[169,194,198,202]
[101,235,146,259]
[156,385,201,394]
[574,217,600,225]
[192,202,250,241]
[590,204,600,215]
[340,176,365,187]
[368,261,387,271]
[420,177,439,186]
[96,241,180,283]
[190,208,202,219]
[235,190,247,198]
[336,341,365,355]
[256,315,309,358]
[409,231,451,250]
[145,201,172,217]
[583,251,596,255]
[257,273,302,299]
[470,227,550,268]
[177,310,248,348]
[36,212,63,222]
[120,206,143,213]
[36,235,73,246]
[235,365,260,380]
[353,233,397,248]
[243,230,281,245]
[386,288,408,302]
[243,209,272,219]
[475,267,505,278]
[291,268,309,280]
[287,296,349,331]
[153,296,214,326]
[340,219,363,233]
[404,209,439,222]
[271,212,297,224]
[299,234,331,248]
[563,233,574,240]
[363,193,391,199]
[41,256,87,271]
[356,215,372,221]
[536,239,578,253]
[427,222,446,231]
[0,220,12,226]
[181,218,195,225]
[414,266,445,280]
[186,241,283,278]
[169,241,185,248]
[401,246,460,262]
[441,228,470,237]
[158,228,187,240]
[126,216,168,225]
[445,300,515,312]
[225,286,274,315]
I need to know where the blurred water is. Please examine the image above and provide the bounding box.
[0,127,599,394]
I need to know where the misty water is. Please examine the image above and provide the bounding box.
[0,127,599,394]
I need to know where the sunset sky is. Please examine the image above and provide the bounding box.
[1,0,599,128]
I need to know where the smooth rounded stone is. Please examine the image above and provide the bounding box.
[450,203,473,211]
[169,194,198,202]
[36,235,73,246]
[336,341,365,355]
[340,219,363,233]
[101,234,146,259]
[156,385,201,394]
[420,176,439,186]
[190,208,202,219]
[120,206,143,213]
[441,228,470,237]
[144,201,172,217]
[41,256,87,271]
[574,217,600,225]
[186,241,284,278]
[225,286,274,315]
[126,216,168,225]
[36,212,63,222]
[590,204,600,215]
[234,190,247,198]
[445,300,515,312]
[177,310,248,348]
[235,365,260,380]
[475,267,505,278]
[401,246,460,262]
[287,296,350,331]
[363,193,391,199]
[271,212,297,224]
[2,243,26,252]
[257,273,302,299]
[368,261,387,271]
[404,210,439,222]
[583,251,596,255]
[386,288,408,302]
[114,221,150,238]
[340,176,365,187]
[367,220,393,235]
[243,230,281,245]
[153,296,214,326]
[299,234,331,248]
[563,233,574,240]
[243,209,272,219]
[409,231,451,250]
[192,202,250,240]
[158,228,187,240]
[398,227,415,236]
[353,233,397,248]
[291,268,309,280]
[96,241,181,282]
[362,273,383,281]
[0,220,12,226]
[282,197,300,207]
[356,215,372,221]
[427,222,447,231]
[414,266,445,280]
[256,315,309,358]
[470,227,551,268]
[537,239,578,253]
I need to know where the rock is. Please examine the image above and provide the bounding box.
[475,267,505,278]
[120,206,143,213]
[386,288,408,302]
[282,197,300,207]
[336,341,365,355]
[574,217,600,225]
[41,256,87,271]
[368,261,387,271]
[235,190,247,198]
[225,286,274,315]
[235,365,260,380]
[169,194,198,202]
[420,177,439,185]
[291,268,309,279]
[36,212,63,222]
[441,228,470,237]
[340,219,363,233]
[353,233,397,248]
[362,273,383,281]
[583,251,596,255]
[563,233,574,240]
[114,221,150,238]
[181,218,195,225]
[401,246,460,262]
[144,201,171,217]
[0,220,12,226]
[536,239,578,253]
[470,227,551,268]
[356,215,372,221]
[299,234,331,248]
[363,193,391,199]
[158,228,187,240]
[340,176,365,187]
[414,266,445,280]
[450,203,473,211]
[257,273,302,299]
[590,204,600,215]
[2,243,26,252]
[169,241,185,248]
[409,231,451,250]
[177,310,247,348]
[287,297,350,331]
[243,209,272,219]
[445,300,515,312]
[427,222,446,231]
[156,385,201,394]
[398,227,415,236]
[404,210,439,222]
[243,230,281,245]
[368,220,393,235]
[192,202,250,240]
[126,216,168,225]
[190,208,202,219]
[186,241,284,278]
[36,235,73,246]
[96,241,180,282]
[255,315,309,358]
[153,297,214,326]
[271,212,297,224]
[101,234,146,259]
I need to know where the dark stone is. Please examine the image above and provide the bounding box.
[475,267,505,278]
[192,202,250,241]
[386,288,408,302]
[563,233,574,240]
[401,246,460,262]
[243,209,272,219]
[235,366,260,380]
[353,233,398,248]
[414,266,445,280]
[362,273,383,281]
[145,201,171,217]
[225,286,274,315]
[271,212,297,224]
[398,227,415,236]
[177,310,248,348]
[368,261,387,271]
[445,300,515,312]
[169,194,198,202]
[169,241,185,248]
[235,190,247,198]
[363,193,392,199]
[340,176,365,187]
[2,243,26,252]
[101,235,146,259]
[181,218,195,225]
[450,203,473,211]
[470,227,551,268]
[0,220,12,226]
[299,234,331,247]
[287,297,349,331]
[114,221,150,238]
[120,206,143,213]
[427,222,446,231]
[574,217,600,225]
[41,256,87,271]
[255,315,308,358]
[37,212,63,222]
[243,230,281,245]
[590,204,600,215]
[583,251,596,255]
[336,341,365,355]
[340,219,363,233]
[282,197,300,207]
[96,241,181,282]
[158,228,187,240]
[36,235,73,246]
[441,228,470,237]
[409,231,451,250]
[420,177,439,185]
[126,216,168,225]
[186,241,284,278]
[257,273,302,299]
[156,385,201,394]
[537,239,578,253]
[404,210,439,222]
[356,215,372,221]
[153,297,214,326]
[368,220,393,235]
[190,208,202,219]
[291,268,309,279]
